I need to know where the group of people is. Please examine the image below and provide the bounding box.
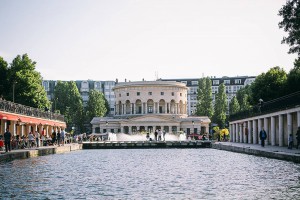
[146,129,166,141]
[259,126,300,149]
[1,128,66,153]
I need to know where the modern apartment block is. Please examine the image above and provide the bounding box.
[42,80,116,115]
[160,76,256,115]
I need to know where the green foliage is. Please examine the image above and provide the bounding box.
[236,86,252,111]
[286,58,300,93]
[5,54,49,109]
[0,57,8,97]
[104,97,110,116]
[278,0,300,55]
[54,81,84,132]
[229,96,240,115]
[86,90,107,122]
[213,83,227,128]
[250,66,287,103]
[195,77,213,118]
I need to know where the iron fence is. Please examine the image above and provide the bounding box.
[0,99,65,122]
[229,91,300,121]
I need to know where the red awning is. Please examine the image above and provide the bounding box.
[0,112,66,128]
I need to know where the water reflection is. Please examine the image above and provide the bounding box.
[0,149,299,199]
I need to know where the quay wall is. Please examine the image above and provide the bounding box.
[82,141,212,149]
[212,143,300,163]
[0,143,82,163]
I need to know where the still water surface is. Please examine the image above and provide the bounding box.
[0,149,300,200]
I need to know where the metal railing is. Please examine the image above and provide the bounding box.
[229,91,300,121]
[0,99,65,122]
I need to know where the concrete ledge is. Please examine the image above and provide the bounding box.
[0,143,83,163]
[212,143,300,163]
[82,141,212,149]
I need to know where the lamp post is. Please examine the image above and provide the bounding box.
[106,121,108,133]
[192,120,195,134]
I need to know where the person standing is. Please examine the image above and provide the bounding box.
[154,129,158,141]
[259,127,267,147]
[4,128,12,152]
[61,129,65,146]
[57,131,61,146]
[296,127,300,149]
[35,131,40,147]
[163,130,166,141]
[288,134,293,149]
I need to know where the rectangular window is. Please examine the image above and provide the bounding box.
[137,92,140,96]
[127,93,129,96]
[191,81,198,85]
[148,106,153,113]
[181,81,187,85]
[180,93,182,96]
[224,80,230,85]
[148,92,152,95]
[213,80,219,85]
[119,94,121,97]
[235,79,242,84]
[171,92,174,96]
[161,92,164,95]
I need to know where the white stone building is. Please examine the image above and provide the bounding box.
[91,81,210,134]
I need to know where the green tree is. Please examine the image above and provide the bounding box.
[229,96,240,115]
[286,58,300,93]
[104,97,111,116]
[0,57,8,97]
[213,83,227,128]
[250,66,287,103]
[7,54,49,109]
[236,86,252,111]
[86,90,107,122]
[278,0,300,55]
[54,81,84,132]
[195,77,213,117]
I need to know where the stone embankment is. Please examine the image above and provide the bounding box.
[0,143,82,163]
[212,142,300,163]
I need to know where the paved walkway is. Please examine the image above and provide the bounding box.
[215,141,300,154]
[213,142,300,163]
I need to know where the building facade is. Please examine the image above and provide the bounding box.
[42,80,115,115]
[91,81,210,134]
[160,76,256,115]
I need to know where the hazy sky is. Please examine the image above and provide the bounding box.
[0,0,297,81]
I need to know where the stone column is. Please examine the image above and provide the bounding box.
[287,113,292,145]
[165,102,167,114]
[258,118,262,145]
[271,116,276,146]
[279,114,284,147]
[232,123,235,142]
[253,120,257,144]
[229,124,232,142]
[9,121,16,136]
[0,119,6,134]
[264,117,269,145]
[297,111,300,127]
[121,126,124,133]
[133,103,136,114]
[248,120,252,144]
[235,123,239,142]
[239,123,243,143]
[243,122,247,143]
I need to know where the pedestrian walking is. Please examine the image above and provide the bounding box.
[259,127,267,147]
[4,128,12,152]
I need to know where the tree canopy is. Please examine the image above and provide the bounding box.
[213,83,227,128]
[86,90,107,122]
[54,81,84,131]
[278,0,300,55]
[229,96,240,115]
[195,77,213,118]
[1,54,49,109]
[250,66,287,103]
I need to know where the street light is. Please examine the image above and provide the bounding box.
[192,120,195,134]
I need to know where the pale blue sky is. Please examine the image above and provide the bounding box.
[0,0,297,81]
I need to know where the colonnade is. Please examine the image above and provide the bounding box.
[0,119,64,138]
[229,108,300,147]
[115,100,187,115]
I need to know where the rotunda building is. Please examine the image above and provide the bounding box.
[91,81,210,135]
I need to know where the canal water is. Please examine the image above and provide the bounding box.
[0,149,299,199]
